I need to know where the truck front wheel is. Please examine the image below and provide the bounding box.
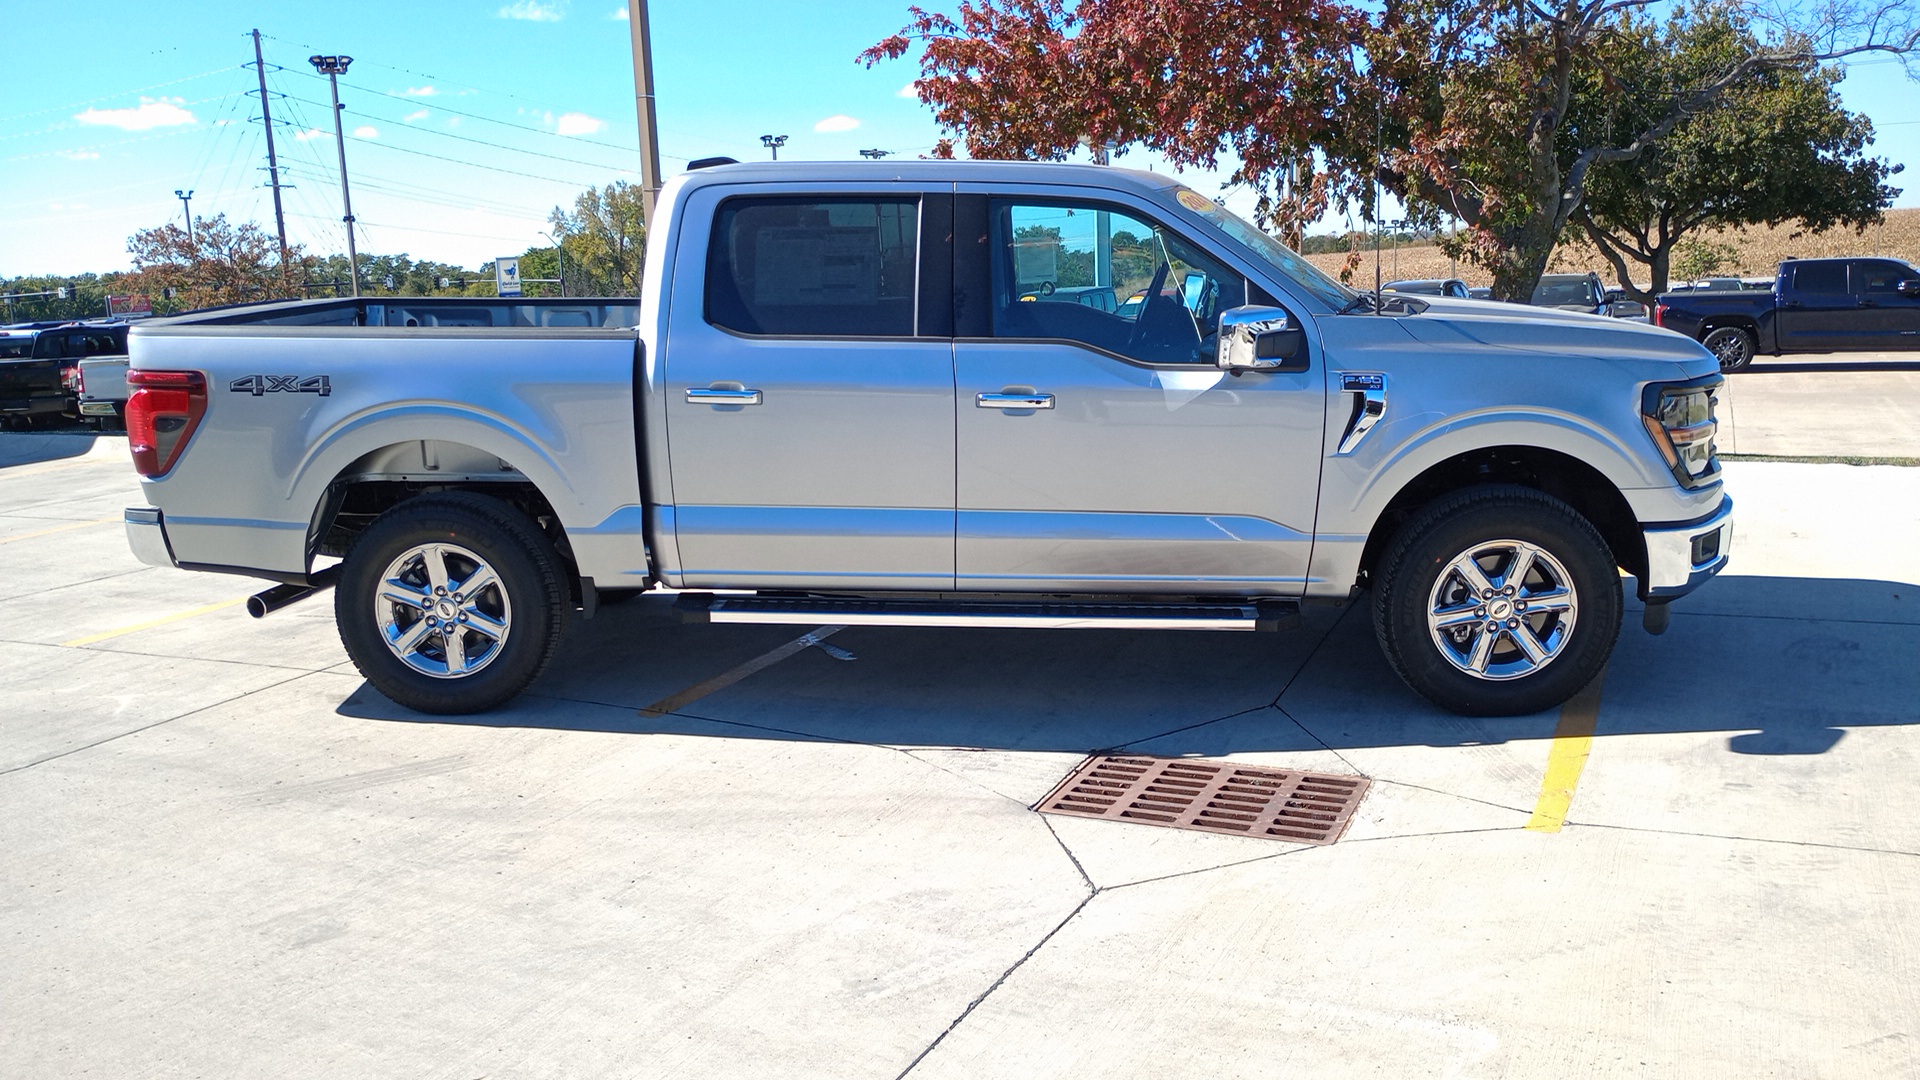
[1372,486,1621,716]
[336,492,568,714]
[1701,326,1755,372]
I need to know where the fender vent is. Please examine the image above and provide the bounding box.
[1038,755,1369,845]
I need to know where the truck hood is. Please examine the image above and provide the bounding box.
[1381,296,1713,366]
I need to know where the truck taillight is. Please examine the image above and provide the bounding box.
[1653,304,1669,327]
[126,369,207,477]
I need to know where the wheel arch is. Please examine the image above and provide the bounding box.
[304,437,580,602]
[1355,445,1647,586]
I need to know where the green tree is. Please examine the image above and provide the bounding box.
[1569,6,1899,302]
[549,181,647,296]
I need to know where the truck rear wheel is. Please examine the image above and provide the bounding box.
[1372,485,1620,716]
[336,492,567,714]
[1701,326,1755,372]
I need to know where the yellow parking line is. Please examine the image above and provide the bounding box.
[62,597,250,648]
[1525,667,1608,833]
[0,516,119,545]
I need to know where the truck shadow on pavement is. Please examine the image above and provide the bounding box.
[335,574,1917,760]
[0,431,98,468]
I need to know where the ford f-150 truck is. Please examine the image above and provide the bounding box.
[121,160,1732,717]
[1654,257,1920,370]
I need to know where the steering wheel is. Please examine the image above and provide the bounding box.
[1126,258,1172,353]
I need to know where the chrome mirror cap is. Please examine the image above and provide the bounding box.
[1217,305,1299,371]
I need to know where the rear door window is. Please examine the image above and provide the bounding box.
[1792,262,1849,295]
[706,197,919,338]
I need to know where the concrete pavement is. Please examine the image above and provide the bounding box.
[1,431,1916,1079]
[1716,351,1920,459]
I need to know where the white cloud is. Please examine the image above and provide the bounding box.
[499,0,565,20]
[404,85,439,97]
[555,112,605,137]
[404,109,430,123]
[293,128,329,142]
[50,202,89,211]
[898,82,919,99]
[448,116,463,127]
[814,114,861,133]
[213,118,236,127]
[74,96,196,132]
[354,125,380,139]
[610,5,629,18]
[57,150,101,161]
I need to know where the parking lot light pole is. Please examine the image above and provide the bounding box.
[760,134,787,160]
[309,54,361,298]
[174,190,194,242]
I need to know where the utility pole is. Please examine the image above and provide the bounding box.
[309,54,360,297]
[541,231,566,297]
[251,30,292,271]
[625,0,664,227]
[760,134,787,160]
[175,190,194,241]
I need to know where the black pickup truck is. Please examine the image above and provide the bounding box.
[0,322,128,426]
[1653,257,1920,371]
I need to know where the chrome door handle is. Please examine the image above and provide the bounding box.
[687,387,763,405]
[976,392,1054,410]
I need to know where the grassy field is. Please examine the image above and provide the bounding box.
[1304,206,1920,289]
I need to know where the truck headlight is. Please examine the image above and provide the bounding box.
[1641,376,1721,488]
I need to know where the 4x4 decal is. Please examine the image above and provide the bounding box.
[230,375,331,397]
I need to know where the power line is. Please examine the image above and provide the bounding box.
[0,66,241,127]
[274,89,647,173]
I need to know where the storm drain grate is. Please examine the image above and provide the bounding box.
[1037,755,1370,845]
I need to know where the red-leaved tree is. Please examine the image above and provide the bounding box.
[865,0,1919,300]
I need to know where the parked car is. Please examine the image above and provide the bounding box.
[0,322,129,423]
[77,353,132,430]
[0,330,65,426]
[122,159,1731,719]
[1383,278,1472,299]
[1654,257,1920,371]
[1603,287,1650,323]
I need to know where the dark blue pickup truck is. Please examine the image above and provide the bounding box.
[1654,257,1920,371]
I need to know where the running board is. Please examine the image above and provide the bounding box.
[678,595,1300,632]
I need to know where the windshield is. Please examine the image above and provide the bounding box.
[1168,186,1355,308]
[1531,279,1598,307]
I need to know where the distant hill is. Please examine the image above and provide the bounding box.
[1304,206,1920,290]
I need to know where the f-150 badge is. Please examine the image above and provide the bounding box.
[230,375,332,397]
[1336,372,1387,455]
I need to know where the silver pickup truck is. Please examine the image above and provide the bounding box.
[121,160,1731,717]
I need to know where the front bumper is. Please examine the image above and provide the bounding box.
[125,507,179,569]
[1640,495,1733,601]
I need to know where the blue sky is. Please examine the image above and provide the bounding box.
[2,1,1916,277]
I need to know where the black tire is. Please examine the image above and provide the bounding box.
[1701,326,1755,372]
[1372,485,1621,716]
[336,492,568,714]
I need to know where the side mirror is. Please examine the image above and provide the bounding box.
[1898,279,1920,298]
[1217,305,1307,373]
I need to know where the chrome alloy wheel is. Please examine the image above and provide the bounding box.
[1425,538,1578,681]
[374,542,512,678]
